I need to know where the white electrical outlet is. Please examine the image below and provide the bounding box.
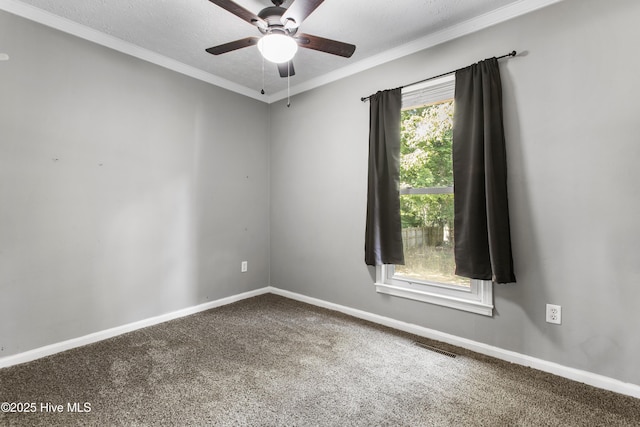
[241,261,248,273]
[546,304,561,324]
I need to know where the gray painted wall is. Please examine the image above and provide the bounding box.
[269,0,640,385]
[0,12,269,356]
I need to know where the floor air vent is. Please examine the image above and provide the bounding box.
[414,341,458,358]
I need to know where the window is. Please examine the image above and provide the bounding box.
[374,75,493,316]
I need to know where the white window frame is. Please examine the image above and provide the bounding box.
[375,266,493,316]
[373,75,493,316]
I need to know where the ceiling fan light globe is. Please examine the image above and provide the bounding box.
[257,34,298,63]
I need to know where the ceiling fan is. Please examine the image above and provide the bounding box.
[206,0,356,78]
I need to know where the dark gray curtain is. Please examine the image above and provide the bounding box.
[453,57,516,283]
[365,88,404,266]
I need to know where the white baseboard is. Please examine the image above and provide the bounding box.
[0,287,270,369]
[267,286,640,399]
[3,285,639,399]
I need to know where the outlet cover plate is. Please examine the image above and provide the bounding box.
[546,304,561,324]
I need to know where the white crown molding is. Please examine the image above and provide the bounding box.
[0,0,563,102]
[268,287,640,399]
[266,0,565,102]
[0,0,265,102]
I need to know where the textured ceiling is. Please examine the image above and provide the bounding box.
[2,0,558,102]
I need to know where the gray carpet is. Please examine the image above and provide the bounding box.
[1,294,639,426]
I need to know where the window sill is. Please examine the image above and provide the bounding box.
[374,269,493,316]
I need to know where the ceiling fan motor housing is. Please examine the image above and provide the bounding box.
[206,0,356,78]
[257,6,298,36]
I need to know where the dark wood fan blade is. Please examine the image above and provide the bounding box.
[208,0,266,27]
[206,37,259,55]
[277,61,295,78]
[281,0,324,27]
[296,33,356,58]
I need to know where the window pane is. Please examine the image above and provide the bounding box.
[397,99,468,287]
[400,101,454,189]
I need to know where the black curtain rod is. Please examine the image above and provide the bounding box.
[360,50,517,102]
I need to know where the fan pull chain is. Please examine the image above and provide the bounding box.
[287,62,291,108]
[260,56,265,95]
